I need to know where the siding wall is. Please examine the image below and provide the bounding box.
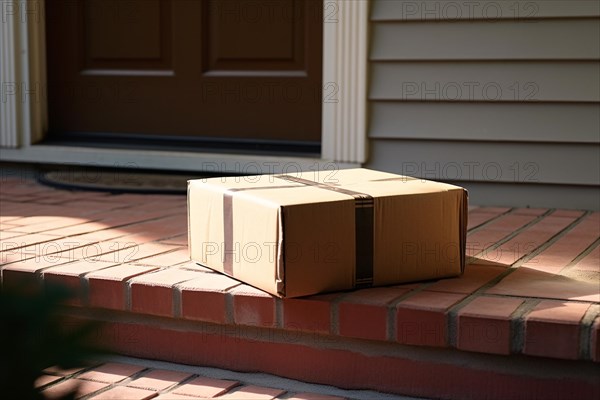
[365,0,600,210]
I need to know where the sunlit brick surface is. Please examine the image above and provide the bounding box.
[37,361,332,400]
[2,177,599,399]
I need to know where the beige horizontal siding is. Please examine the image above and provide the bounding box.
[371,0,600,21]
[371,19,600,60]
[366,140,600,186]
[369,102,600,143]
[369,61,600,102]
[366,1,599,208]
[451,181,600,210]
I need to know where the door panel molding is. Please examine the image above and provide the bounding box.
[203,0,307,72]
[80,0,173,71]
[2,0,369,164]
[80,69,175,77]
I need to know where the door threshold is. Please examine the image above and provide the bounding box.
[0,144,359,174]
[44,132,321,157]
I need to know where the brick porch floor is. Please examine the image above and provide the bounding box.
[38,356,392,400]
[1,177,599,399]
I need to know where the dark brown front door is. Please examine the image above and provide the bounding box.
[45,0,323,147]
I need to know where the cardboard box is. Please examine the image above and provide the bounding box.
[188,168,467,298]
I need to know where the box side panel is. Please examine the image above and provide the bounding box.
[283,200,356,297]
[187,181,192,259]
[373,190,463,284]
[231,194,281,295]
[189,181,228,274]
[460,188,469,273]
[188,180,282,295]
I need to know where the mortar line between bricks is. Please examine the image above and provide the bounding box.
[150,375,197,395]
[33,259,81,284]
[1,238,139,268]
[510,299,541,354]
[0,235,101,255]
[123,266,173,311]
[71,381,115,400]
[447,211,592,348]
[124,277,138,312]
[559,237,600,274]
[390,279,467,347]
[46,211,185,241]
[580,304,600,360]
[124,248,184,265]
[77,264,126,306]
[105,211,187,228]
[65,243,133,263]
[118,367,153,385]
[275,298,283,329]
[35,376,70,392]
[43,365,100,392]
[224,290,235,325]
[478,210,588,275]
[447,307,459,348]
[386,303,398,343]
[1,258,71,284]
[332,287,411,339]
[150,258,193,270]
[467,208,554,263]
[330,293,351,336]
[178,265,214,274]
[140,247,186,257]
[175,277,241,322]
[115,277,129,312]
[480,293,599,305]
[165,277,204,318]
[278,393,300,400]
[173,285,183,318]
[508,210,593,270]
[42,374,109,400]
[471,208,591,292]
[80,274,91,307]
[156,232,188,242]
[386,287,432,342]
[2,217,113,236]
[35,224,129,240]
[0,231,31,244]
[2,202,164,237]
[443,277,519,347]
[466,207,515,235]
[160,373,203,395]
[60,363,101,379]
[77,366,153,400]
[95,233,177,247]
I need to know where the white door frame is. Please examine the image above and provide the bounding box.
[0,0,47,148]
[0,0,368,170]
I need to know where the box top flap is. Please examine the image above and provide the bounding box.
[188,169,464,207]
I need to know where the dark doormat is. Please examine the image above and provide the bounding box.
[38,169,214,195]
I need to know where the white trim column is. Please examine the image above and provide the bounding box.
[321,0,369,163]
[1,0,22,147]
[26,0,47,144]
[0,0,46,149]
